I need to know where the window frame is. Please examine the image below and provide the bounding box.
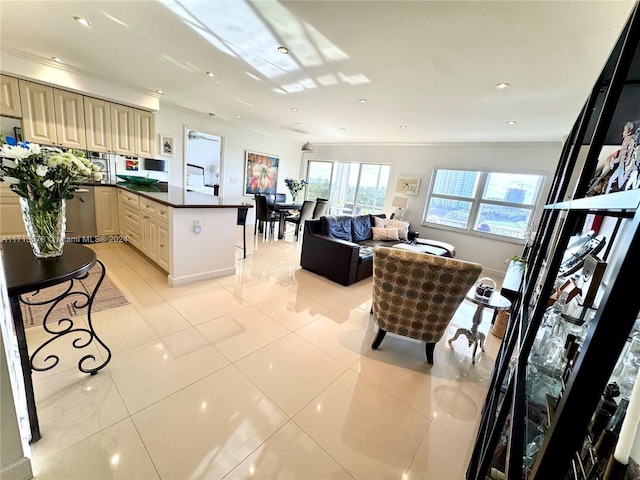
[422,168,546,243]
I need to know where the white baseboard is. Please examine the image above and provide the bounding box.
[168,266,236,287]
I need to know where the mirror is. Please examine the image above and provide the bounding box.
[184,128,223,196]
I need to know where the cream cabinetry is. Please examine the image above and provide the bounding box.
[84,97,112,153]
[117,189,169,271]
[18,80,57,145]
[94,187,119,236]
[53,89,86,150]
[0,184,25,237]
[0,75,21,117]
[139,196,169,271]
[134,109,155,158]
[111,104,135,155]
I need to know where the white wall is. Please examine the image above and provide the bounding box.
[305,142,563,275]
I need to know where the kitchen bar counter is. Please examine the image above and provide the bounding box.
[92,182,252,209]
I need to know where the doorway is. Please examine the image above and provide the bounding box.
[184,127,223,196]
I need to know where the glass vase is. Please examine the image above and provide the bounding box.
[19,197,66,258]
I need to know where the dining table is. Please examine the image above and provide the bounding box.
[272,202,302,239]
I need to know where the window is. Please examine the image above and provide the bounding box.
[306,161,390,215]
[423,169,545,241]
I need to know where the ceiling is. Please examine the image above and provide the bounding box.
[0,0,636,145]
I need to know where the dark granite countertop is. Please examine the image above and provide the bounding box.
[90,182,252,209]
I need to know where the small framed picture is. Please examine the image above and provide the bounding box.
[396,175,421,196]
[160,134,174,157]
[14,127,23,143]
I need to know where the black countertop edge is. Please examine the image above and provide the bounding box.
[88,182,253,209]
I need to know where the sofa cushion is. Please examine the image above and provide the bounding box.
[352,214,372,242]
[373,216,388,228]
[387,219,410,240]
[320,215,353,242]
[372,227,400,241]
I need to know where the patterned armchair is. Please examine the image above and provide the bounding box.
[371,246,482,364]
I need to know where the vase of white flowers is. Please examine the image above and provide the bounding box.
[0,141,102,258]
[284,177,308,203]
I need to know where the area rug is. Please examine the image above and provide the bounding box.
[19,265,130,328]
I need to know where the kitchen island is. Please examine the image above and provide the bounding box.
[112,183,252,287]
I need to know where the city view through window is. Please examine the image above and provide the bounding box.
[424,169,545,240]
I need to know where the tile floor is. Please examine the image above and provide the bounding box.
[24,228,503,480]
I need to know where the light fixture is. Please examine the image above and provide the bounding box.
[51,57,62,63]
[301,142,315,153]
[206,72,215,77]
[74,16,91,26]
[507,120,517,125]
[392,196,408,220]
[400,125,407,129]
[496,82,510,89]
[278,46,289,54]
[155,89,164,95]
[359,98,368,103]
[291,107,298,111]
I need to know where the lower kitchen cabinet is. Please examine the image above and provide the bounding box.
[94,186,119,236]
[0,184,25,237]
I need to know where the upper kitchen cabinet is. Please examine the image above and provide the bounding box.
[84,96,112,153]
[0,75,21,118]
[134,109,155,158]
[53,89,86,150]
[18,80,57,145]
[111,103,135,155]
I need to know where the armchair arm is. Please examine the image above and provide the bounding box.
[415,238,456,257]
[301,232,361,285]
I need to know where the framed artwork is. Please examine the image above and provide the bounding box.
[125,158,139,171]
[244,150,279,196]
[160,134,174,156]
[396,175,421,196]
[13,127,23,143]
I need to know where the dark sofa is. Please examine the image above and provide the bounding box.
[300,214,454,286]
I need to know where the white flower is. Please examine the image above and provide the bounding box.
[3,176,20,184]
[0,144,31,160]
[92,164,101,171]
[43,179,54,188]
[92,172,104,182]
[2,159,17,169]
[28,143,41,155]
[36,165,48,177]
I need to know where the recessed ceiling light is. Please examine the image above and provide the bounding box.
[400,125,407,129]
[496,82,510,89]
[155,89,164,95]
[278,46,289,54]
[51,57,62,63]
[291,107,298,111]
[235,114,241,118]
[206,72,215,77]
[74,16,91,26]
[340,128,346,132]
[359,98,368,103]
[507,120,517,125]
[209,113,216,116]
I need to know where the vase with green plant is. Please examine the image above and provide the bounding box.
[284,177,308,203]
[0,139,102,257]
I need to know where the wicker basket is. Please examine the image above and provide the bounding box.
[492,311,510,339]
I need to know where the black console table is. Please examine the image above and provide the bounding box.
[2,242,112,443]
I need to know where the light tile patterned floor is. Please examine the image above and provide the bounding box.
[24,227,502,479]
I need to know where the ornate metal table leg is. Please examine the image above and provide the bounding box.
[21,260,112,375]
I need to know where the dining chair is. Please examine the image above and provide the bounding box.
[237,206,249,258]
[254,194,279,238]
[285,200,316,240]
[371,246,482,364]
[275,193,286,203]
[312,198,329,218]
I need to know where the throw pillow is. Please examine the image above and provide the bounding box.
[320,215,353,242]
[372,227,399,241]
[373,216,389,228]
[352,215,372,242]
[387,219,410,240]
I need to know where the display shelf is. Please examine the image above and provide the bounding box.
[546,189,640,213]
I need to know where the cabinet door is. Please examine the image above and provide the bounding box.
[111,104,135,155]
[53,89,86,150]
[94,187,119,236]
[18,80,57,145]
[134,109,155,157]
[0,185,26,236]
[140,213,154,260]
[156,218,170,271]
[84,97,112,153]
[0,75,22,118]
